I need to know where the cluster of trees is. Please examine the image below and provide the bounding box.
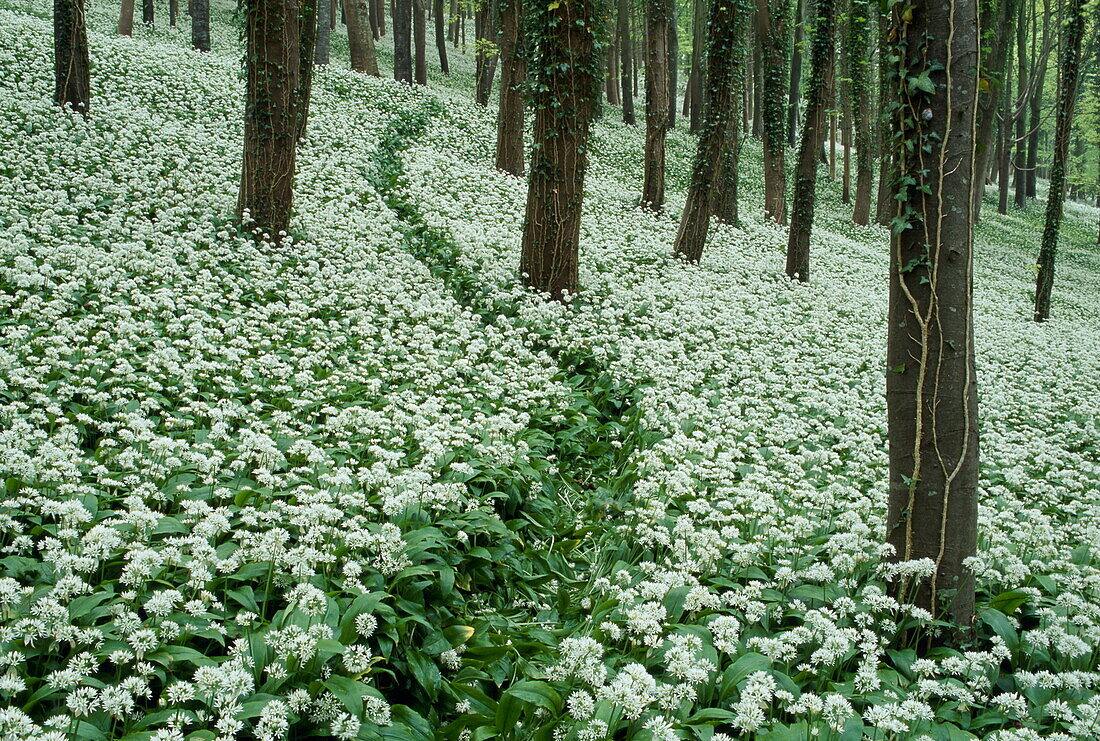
[50,0,1097,630]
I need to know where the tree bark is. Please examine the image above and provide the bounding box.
[673,0,746,262]
[642,0,672,210]
[239,0,301,241]
[847,0,872,223]
[474,0,498,105]
[757,0,788,224]
[347,0,381,74]
[687,0,705,133]
[875,1,895,225]
[118,0,134,34]
[1034,0,1086,322]
[885,0,979,628]
[1012,0,1026,209]
[667,0,678,129]
[971,0,1019,219]
[434,0,449,73]
[413,0,427,84]
[316,0,331,64]
[619,0,636,125]
[785,0,835,282]
[521,0,601,300]
[495,0,525,175]
[54,0,90,115]
[170,0,178,26]
[143,0,154,25]
[394,0,413,82]
[786,0,802,146]
[297,0,318,139]
[191,0,210,50]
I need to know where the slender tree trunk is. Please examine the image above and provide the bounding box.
[474,0,498,105]
[841,99,851,203]
[607,25,621,105]
[192,0,211,50]
[434,0,449,73]
[751,20,762,136]
[1012,1,1027,209]
[316,0,331,64]
[1034,0,1086,322]
[297,0,318,139]
[971,0,1019,220]
[118,0,134,35]
[687,0,705,133]
[54,0,90,115]
[347,0,381,74]
[1025,0,1049,199]
[875,2,895,225]
[642,0,672,209]
[239,0,301,241]
[495,0,525,175]
[785,0,835,282]
[367,0,380,38]
[143,0,154,25]
[713,85,743,224]
[885,0,979,628]
[673,0,746,262]
[521,0,601,300]
[997,42,1013,214]
[413,0,427,84]
[667,0,678,128]
[757,0,789,224]
[170,0,178,26]
[377,0,385,33]
[786,0,802,146]
[848,0,872,223]
[393,0,413,82]
[619,0,636,125]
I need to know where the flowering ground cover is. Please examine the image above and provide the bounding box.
[1,1,1099,739]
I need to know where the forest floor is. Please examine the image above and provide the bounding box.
[2,1,1100,739]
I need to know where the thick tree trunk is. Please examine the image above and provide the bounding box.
[347,0,380,74]
[687,0,705,133]
[316,0,331,64]
[885,0,979,628]
[296,0,318,139]
[757,0,788,224]
[786,0,802,146]
[376,0,385,34]
[713,107,742,224]
[118,0,135,34]
[521,0,601,300]
[413,0,427,84]
[1034,0,1086,322]
[394,0,413,82]
[619,0,636,125]
[54,0,90,115]
[434,0,449,73]
[191,0,210,50]
[239,0,301,241]
[143,0,153,25]
[495,0,525,175]
[785,0,835,282]
[642,0,672,210]
[607,27,621,105]
[673,0,746,262]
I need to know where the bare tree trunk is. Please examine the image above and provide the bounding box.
[1025,0,1049,199]
[521,0,601,300]
[785,0,835,282]
[687,0,705,133]
[885,0,979,629]
[118,0,134,35]
[316,0,331,64]
[191,0,210,50]
[848,0,872,223]
[434,0,449,73]
[239,0,301,241]
[971,0,1019,220]
[667,0,678,129]
[143,0,154,25]
[54,0,90,115]
[474,0,498,105]
[757,0,788,223]
[394,0,413,82]
[376,0,385,34]
[347,0,380,74]
[1034,0,1086,322]
[642,0,672,209]
[786,0,802,146]
[997,42,1013,214]
[413,0,427,84]
[619,0,636,125]
[296,0,318,139]
[495,0,526,175]
[673,0,747,262]
[170,0,178,26]
[874,1,894,225]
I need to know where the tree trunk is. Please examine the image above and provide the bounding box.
[667,0,678,129]
[413,0,427,84]
[971,0,1019,220]
[495,0,525,175]
[239,0,301,241]
[713,102,742,224]
[687,0,705,133]
[875,1,894,225]
[751,20,762,136]
[347,0,380,74]
[521,0,601,300]
[191,0,210,50]
[673,0,746,262]
[170,0,178,26]
[434,0,449,73]
[367,0,380,38]
[118,0,134,35]
[885,0,979,628]
[474,0,498,105]
[848,0,872,223]
[1012,0,1026,209]
[785,0,835,282]
[376,0,385,34]
[607,26,621,105]
[316,0,331,64]
[619,0,636,125]
[54,0,90,115]
[394,0,413,82]
[642,0,672,210]
[296,0,318,139]
[143,0,154,25]
[996,41,1013,214]
[1034,0,1086,322]
[786,0,802,146]
[1025,0,1049,200]
[757,0,788,224]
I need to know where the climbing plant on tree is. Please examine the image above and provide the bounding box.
[884,0,980,627]
[238,0,302,242]
[673,0,750,262]
[756,0,789,223]
[641,0,672,209]
[520,0,604,300]
[54,0,90,115]
[785,0,837,281]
